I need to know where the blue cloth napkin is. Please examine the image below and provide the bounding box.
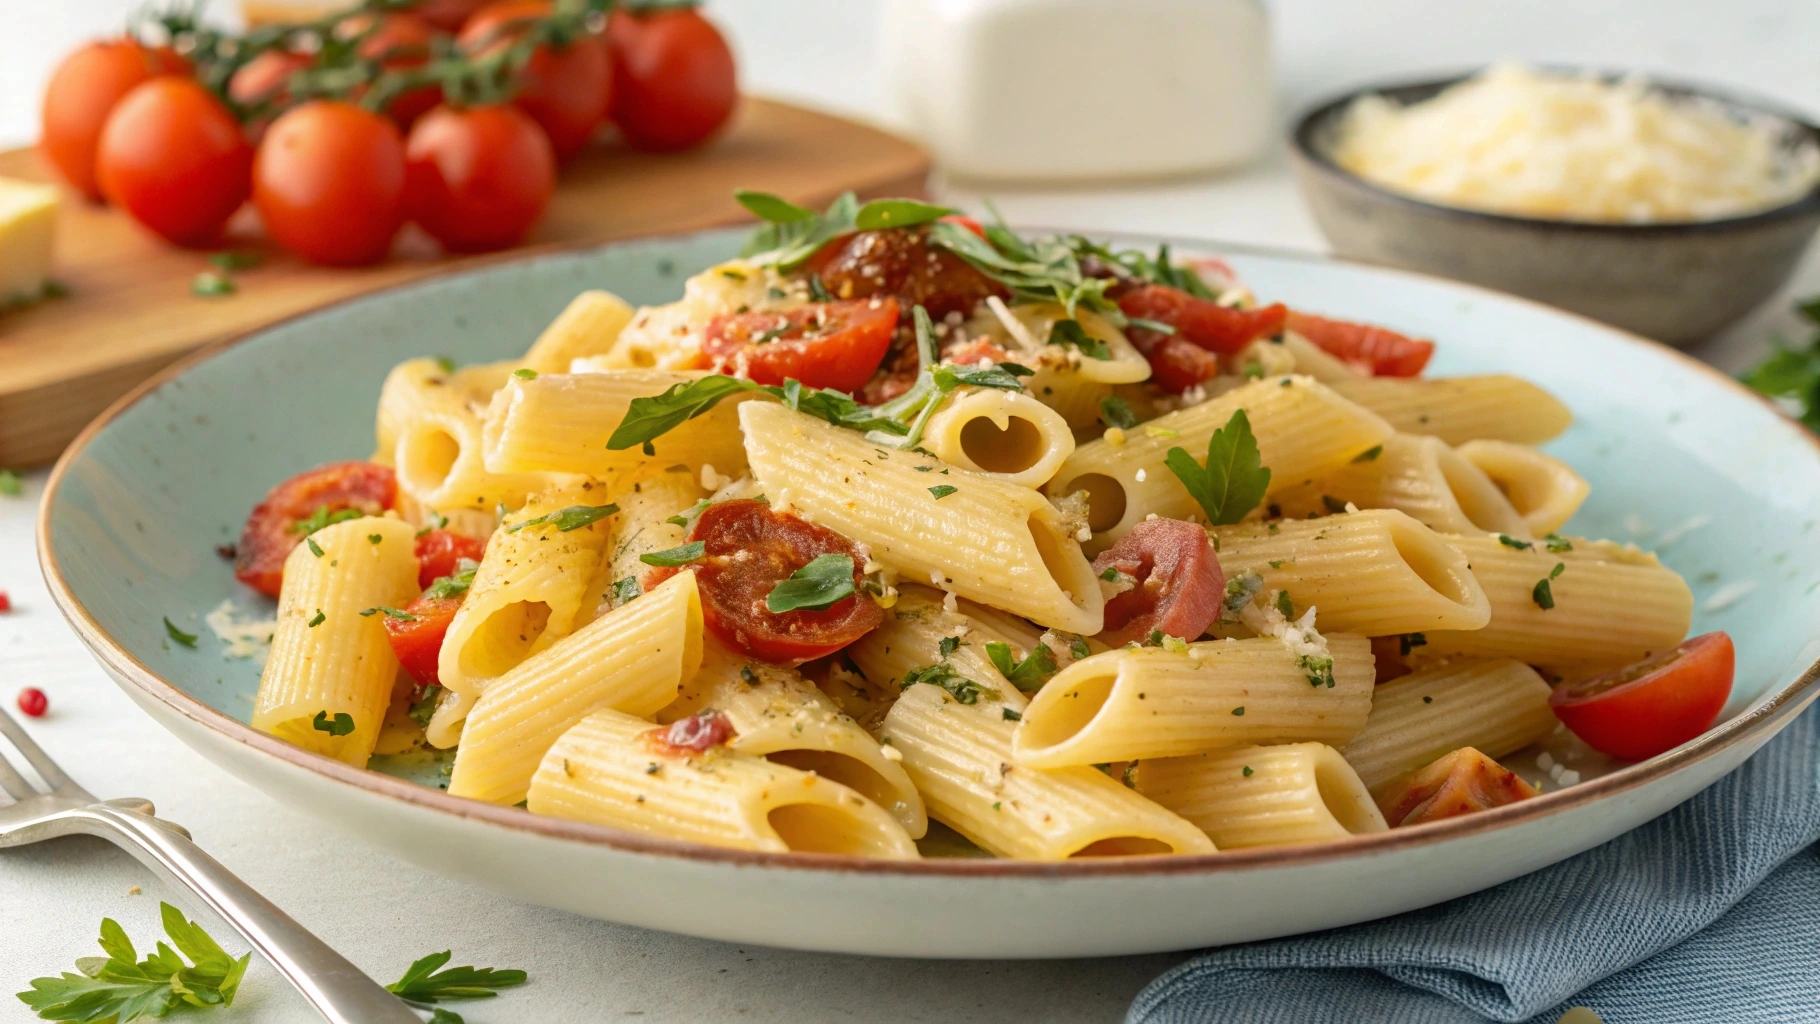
[1128,701,1820,1024]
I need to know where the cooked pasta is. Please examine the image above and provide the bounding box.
[224,196,1721,861]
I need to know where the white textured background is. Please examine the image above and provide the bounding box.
[3,2,1819,1021]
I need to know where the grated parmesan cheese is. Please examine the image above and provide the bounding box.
[204,600,277,664]
[1333,63,1820,223]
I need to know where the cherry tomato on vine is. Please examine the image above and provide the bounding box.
[606,6,736,152]
[342,11,446,127]
[417,0,491,32]
[459,1,610,161]
[228,49,311,109]
[405,103,556,253]
[96,78,252,247]
[254,101,406,266]
[41,40,191,201]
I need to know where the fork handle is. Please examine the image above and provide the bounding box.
[63,804,423,1024]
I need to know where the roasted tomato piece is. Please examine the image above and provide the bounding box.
[702,297,898,393]
[941,336,1013,367]
[806,225,1008,320]
[384,594,464,688]
[1549,632,1733,761]
[1119,284,1287,357]
[413,528,487,588]
[647,499,883,664]
[644,709,736,756]
[1090,518,1223,646]
[1136,333,1220,393]
[1377,747,1537,827]
[1286,311,1434,377]
[235,462,397,597]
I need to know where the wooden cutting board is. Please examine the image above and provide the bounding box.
[0,98,930,468]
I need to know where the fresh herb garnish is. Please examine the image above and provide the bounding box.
[1099,396,1138,430]
[1100,566,1123,582]
[606,374,904,451]
[1048,318,1111,360]
[1222,569,1264,616]
[1532,562,1566,610]
[1299,654,1336,688]
[898,663,998,705]
[306,538,325,558]
[1321,495,1348,515]
[1497,534,1533,551]
[312,711,355,737]
[611,576,641,604]
[307,609,325,628]
[1163,408,1271,525]
[764,553,857,613]
[292,505,364,537]
[359,606,417,621]
[385,949,527,1011]
[1125,317,1176,335]
[737,191,953,269]
[423,560,480,599]
[512,368,537,380]
[209,250,260,272]
[939,635,962,657]
[640,541,706,567]
[1002,707,1022,722]
[1352,445,1383,463]
[164,617,199,648]
[666,499,712,527]
[926,211,1120,316]
[1544,533,1573,553]
[1275,590,1294,619]
[16,903,250,1022]
[928,485,958,499]
[985,641,1058,691]
[1400,632,1427,656]
[1741,296,1820,432]
[1231,706,1245,716]
[1070,636,1091,660]
[408,686,441,729]
[505,503,618,534]
[853,198,955,230]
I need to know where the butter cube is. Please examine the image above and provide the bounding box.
[0,177,59,307]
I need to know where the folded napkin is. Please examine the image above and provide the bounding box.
[1128,701,1820,1024]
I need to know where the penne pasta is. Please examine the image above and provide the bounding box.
[1327,374,1572,446]
[520,290,636,374]
[1134,742,1387,849]
[252,517,420,768]
[1456,440,1590,536]
[381,357,556,514]
[481,370,752,480]
[1272,433,1531,538]
[921,385,1076,488]
[1340,659,1557,792]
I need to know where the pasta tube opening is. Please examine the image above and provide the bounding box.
[923,387,1076,487]
[1015,662,1117,756]
[398,425,462,497]
[1313,746,1385,835]
[1457,440,1590,536]
[1434,444,1529,537]
[459,600,553,681]
[766,749,902,819]
[1028,507,1100,620]
[1388,513,1482,611]
[962,415,1044,474]
[1069,473,1127,534]
[765,801,910,857]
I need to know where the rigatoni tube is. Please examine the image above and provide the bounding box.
[1327,374,1571,446]
[1135,742,1387,849]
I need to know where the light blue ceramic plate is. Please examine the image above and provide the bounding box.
[36,229,1820,957]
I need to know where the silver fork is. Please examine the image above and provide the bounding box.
[0,707,421,1024]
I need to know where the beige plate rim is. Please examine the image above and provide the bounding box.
[36,228,1820,878]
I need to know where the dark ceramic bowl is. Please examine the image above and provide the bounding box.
[1290,71,1820,347]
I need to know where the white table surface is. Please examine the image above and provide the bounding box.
[4,2,1820,1021]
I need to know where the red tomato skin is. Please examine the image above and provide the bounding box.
[1286,312,1435,377]
[414,529,488,588]
[1118,285,1287,356]
[385,594,464,688]
[1090,518,1224,646]
[1550,632,1735,762]
[96,79,253,248]
[807,226,1008,321]
[41,40,190,201]
[702,297,899,394]
[228,50,311,109]
[254,101,407,266]
[939,214,988,240]
[606,7,736,152]
[647,499,883,665]
[1140,334,1220,393]
[235,462,397,598]
[405,104,556,252]
[418,0,490,31]
[461,2,611,161]
[346,13,445,127]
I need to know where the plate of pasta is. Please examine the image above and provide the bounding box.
[39,194,1820,957]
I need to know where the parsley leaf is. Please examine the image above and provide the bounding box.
[611,576,641,604]
[764,553,857,613]
[423,560,480,599]
[16,903,250,1022]
[312,711,355,737]
[1099,396,1138,429]
[640,541,706,567]
[163,617,198,649]
[606,375,903,451]
[292,505,364,537]
[359,606,417,621]
[1163,408,1271,525]
[1532,562,1566,610]
[853,198,955,230]
[408,686,442,729]
[1497,534,1533,550]
[984,641,1058,691]
[931,363,1028,392]
[1048,318,1111,359]
[385,950,527,1007]
[1544,533,1574,553]
[1352,444,1383,463]
[898,663,998,705]
[939,635,962,657]
[506,503,618,534]
[928,485,958,499]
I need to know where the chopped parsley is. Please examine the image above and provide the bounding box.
[1099,395,1138,429]
[1544,533,1574,553]
[423,560,480,599]
[368,533,383,544]
[611,576,641,605]
[512,368,537,380]
[163,617,199,648]
[1002,707,1022,722]
[359,606,417,621]
[939,636,962,657]
[1070,636,1091,660]
[293,505,364,537]
[1242,765,1255,777]
[312,711,355,737]
[1351,445,1383,463]
[1400,632,1428,656]
[764,553,857,613]
[307,609,325,628]
[1299,653,1336,688]
[0,469,22,497]
[1100,566,1123,581]
[408,686,442,728]
[506,503,619,534]
[1275,589,1294,619]
[899,662,998,705]
[640,541,706,567]
[1231,706,1245,716]
[1222,568,1264,617]
[1163,409,1271,525]
[1048,318,1111,360]
[1532,562,1566,609]
[928,485,958,499]
[306,538,325,558]
[191,271,236,297]
[985,641,1058,691]
[1497,534,1533,550]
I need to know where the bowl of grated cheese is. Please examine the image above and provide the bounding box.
[1291,63,1820,346]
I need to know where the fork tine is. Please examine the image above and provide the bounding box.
[0,707,73,792]
[0,751,32,801]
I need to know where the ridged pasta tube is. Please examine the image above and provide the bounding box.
[1273,433,1530,538]
[520,290,636,374]
[381,357,556,513]
[1048,375,1394,549]
[921,386,1076,488]
[252,517,420,768]
[741,402,1104,634]
[481,370,751,479]
[1457,440,1590,535]
[1211,509,1491,635]
[529,708,919,859]
[448,571,705,805]
[1012,634,1375,768]
[1341,659,1556,791]
[1135,742,1387,849]
[1327,375,1571,446]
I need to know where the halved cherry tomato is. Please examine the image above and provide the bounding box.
[1549,632,1734,761]
[702,297,899,394]
[343,12,446,127]
[1136,333,1220,393]
[460,1,610,161]
[414,528,487,588]
[404,103,556,253]
[1286,311,1434,377]
[1090,518,1223,646]
[606,6,735,152]
[1378,747,1536,827]
[384,594,464,687]
[41,40,191,201]
[254,100,407,266]
[807,226,1008,321]
[96,78,253,247]
[647,499,883,665]
[235,462,397,597]
[1118,285,1287,356]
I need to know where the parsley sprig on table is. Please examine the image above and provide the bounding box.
[17,903,250,1021]
[385,950,527,1018]
[1741,296,1820,432]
